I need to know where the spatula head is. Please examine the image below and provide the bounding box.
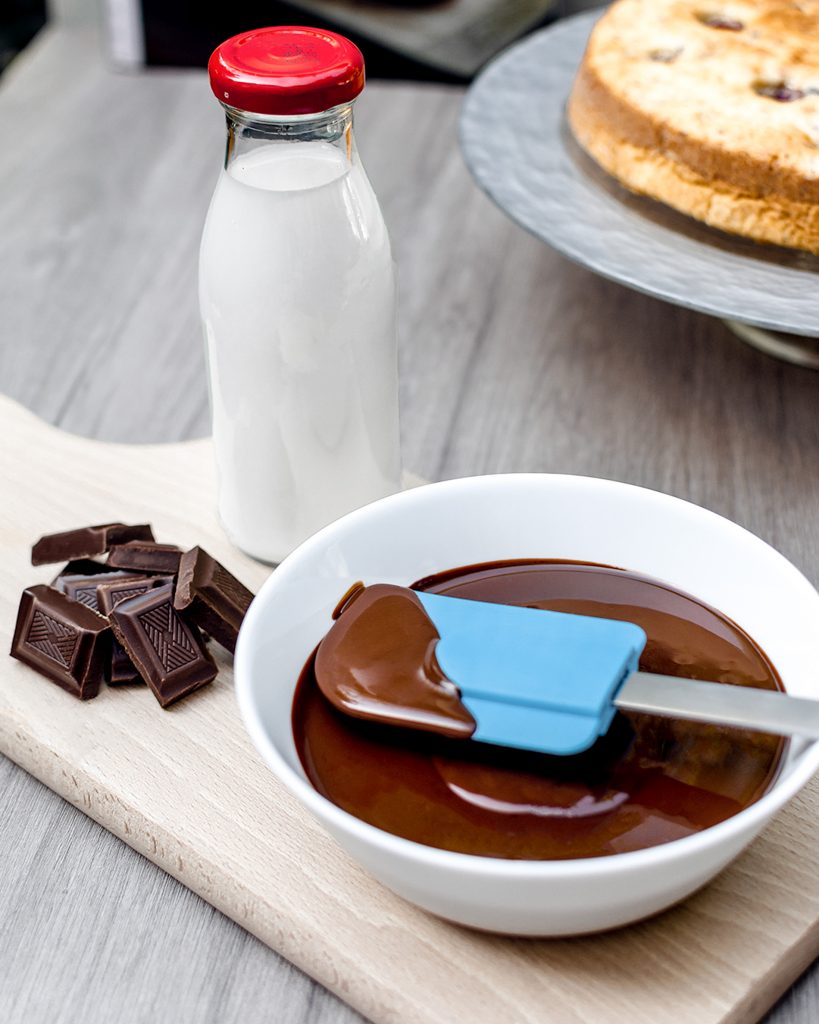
[417,593,647,755]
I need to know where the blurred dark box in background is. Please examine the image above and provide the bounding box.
[0,0,46,74]
[104,0,559,83]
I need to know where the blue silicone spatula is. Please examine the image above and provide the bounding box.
[406,592,819,756]
[317,589,818,757]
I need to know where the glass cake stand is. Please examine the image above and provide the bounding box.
[460,11,819,368]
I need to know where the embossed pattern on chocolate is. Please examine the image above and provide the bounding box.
[174,547,253,653]
[97,576,174,684]
[63,584,99,611]
[11,585,111,699]
[109,583,216,706]
[104,582,155,606]
[212,564,251,608]
[138,603,199,670]
[60,572,140,612]
[27,609,78,668]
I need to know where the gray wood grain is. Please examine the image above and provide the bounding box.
[1,2,817,1023]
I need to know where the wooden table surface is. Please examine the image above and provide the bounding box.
[2,2,818,1022]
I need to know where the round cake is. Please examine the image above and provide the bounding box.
[567,0,819,253]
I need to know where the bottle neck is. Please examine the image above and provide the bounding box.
[222,103,356,171]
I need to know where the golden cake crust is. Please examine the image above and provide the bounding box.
[567,0,819,253]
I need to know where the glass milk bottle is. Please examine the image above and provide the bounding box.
[200,26,401,563]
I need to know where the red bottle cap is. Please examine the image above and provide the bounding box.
[208,26,365,116]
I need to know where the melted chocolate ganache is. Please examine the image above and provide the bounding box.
[292,561,784,860]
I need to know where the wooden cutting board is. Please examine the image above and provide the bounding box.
[2,393,818,1024]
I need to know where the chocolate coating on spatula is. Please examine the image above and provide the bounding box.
[109,583,216,706]
[10,585,111,699]
[173,547,253,653]
[314,583,476,739]
[107,541,182,575]
[32,523,154,565]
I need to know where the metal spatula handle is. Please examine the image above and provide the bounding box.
[617,673,819,739]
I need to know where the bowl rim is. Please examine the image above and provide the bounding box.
[235,472,819,878]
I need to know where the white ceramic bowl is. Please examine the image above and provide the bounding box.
[235,474,819,936]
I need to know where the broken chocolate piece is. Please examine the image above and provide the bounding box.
[97,576,174,684]
[107,541,182,575]
[173,547,254,653]
[10,585,111,699]
[109,583,216,706]
[32,523,155,566]
[51,559,115,584]
[60,572,144,611]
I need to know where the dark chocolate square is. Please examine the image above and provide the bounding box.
[97,576,174,684]
[10,585,111,700]
[174,547,254,653]
[109,583,216,706]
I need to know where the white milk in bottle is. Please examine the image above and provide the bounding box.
[200,27,401,563]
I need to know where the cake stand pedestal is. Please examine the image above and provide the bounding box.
[725,323,819,371]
